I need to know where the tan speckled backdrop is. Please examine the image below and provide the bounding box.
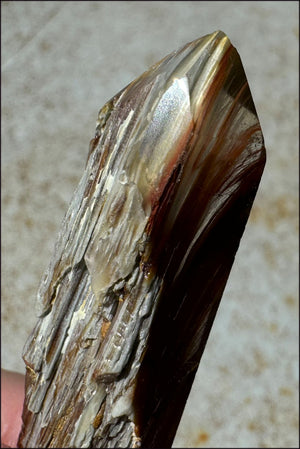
[1,1,299,447]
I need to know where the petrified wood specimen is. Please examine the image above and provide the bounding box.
[18,31,266,448]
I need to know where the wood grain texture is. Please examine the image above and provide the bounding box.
[18,31,266,448]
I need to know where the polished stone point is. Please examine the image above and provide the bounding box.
[18,31,266,448]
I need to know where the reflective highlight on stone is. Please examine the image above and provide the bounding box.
[18,31,266,448]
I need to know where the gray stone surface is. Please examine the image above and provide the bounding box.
[1,1,298,447]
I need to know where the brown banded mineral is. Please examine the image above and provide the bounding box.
[18,31,266,448]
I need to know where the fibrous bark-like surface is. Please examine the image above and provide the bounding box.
[18,31,266,448]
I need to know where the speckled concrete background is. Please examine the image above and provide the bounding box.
[1,1,299,447]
